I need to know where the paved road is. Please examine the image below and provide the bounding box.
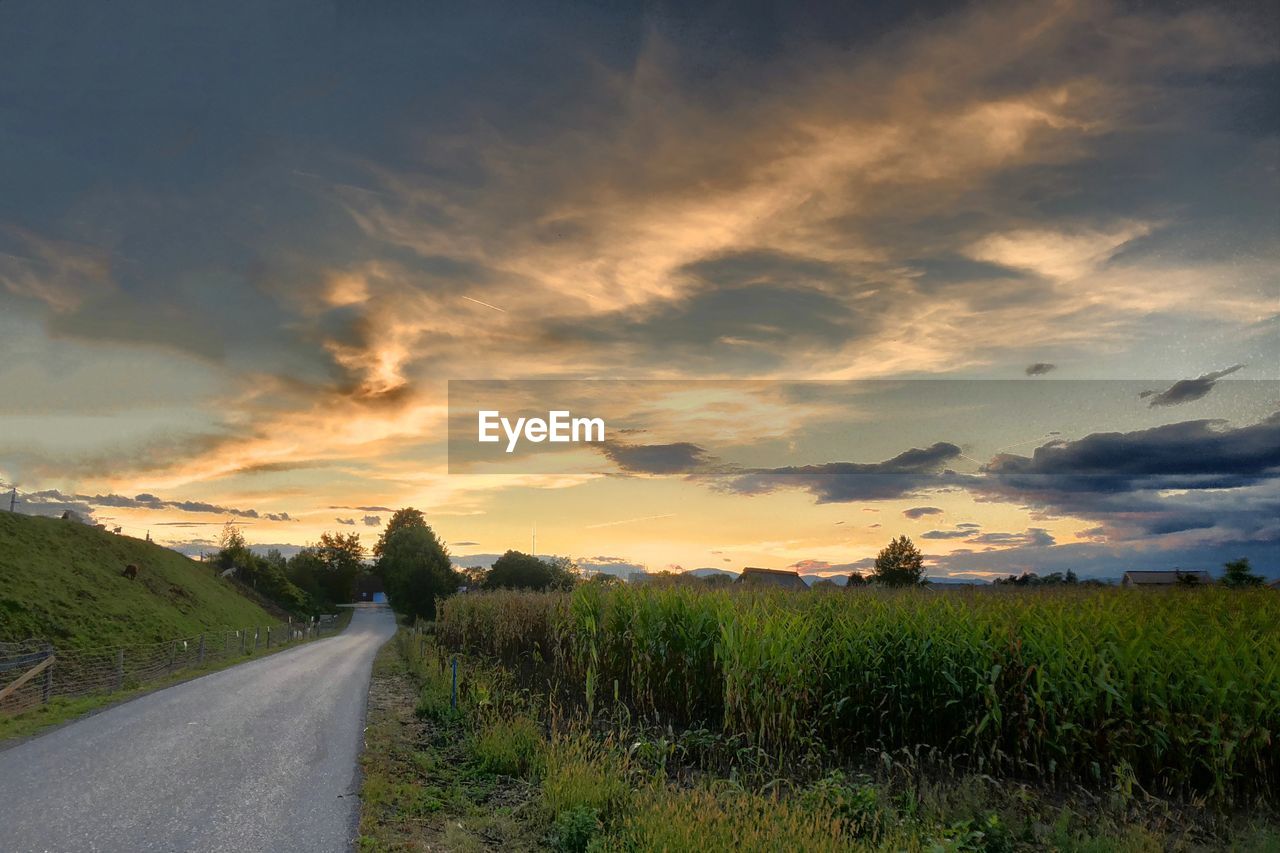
[0,606,397,853]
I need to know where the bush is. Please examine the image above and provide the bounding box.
[542,735,633,822]
[474,715,544,779]
[549,805,601,853]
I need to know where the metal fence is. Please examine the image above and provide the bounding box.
[0,614,342,716]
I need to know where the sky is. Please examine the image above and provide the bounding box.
[1,0,1277,580]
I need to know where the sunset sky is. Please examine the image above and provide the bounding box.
[1,0,1276,580]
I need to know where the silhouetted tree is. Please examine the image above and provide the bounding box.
[1222,557,1263,588]
[375,510,459,621]
[374,508,427,557]
[459,565,489,590]
[870,536,925,587]
[313,531,365,603]
[215,524,308,613]
[483,550,577,591]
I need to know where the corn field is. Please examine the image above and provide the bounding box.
[437,585,1280,803]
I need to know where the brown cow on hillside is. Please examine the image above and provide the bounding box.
[122,564,139,580]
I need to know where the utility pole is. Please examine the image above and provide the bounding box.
[8,487,15,513]
[531,521,536,557]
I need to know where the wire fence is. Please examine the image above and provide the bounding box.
[0,613,345,716]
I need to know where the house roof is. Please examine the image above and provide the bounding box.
[1122,570,1213,585]
[734,567,809,591]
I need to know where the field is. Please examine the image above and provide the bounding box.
[433,584,1280,815]
[0,511,276,648]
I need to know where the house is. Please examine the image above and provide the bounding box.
[733,567,809,591]
[1121,570,1213,587]
[356,573,386,602]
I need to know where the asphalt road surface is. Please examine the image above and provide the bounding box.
[0,606,397,853]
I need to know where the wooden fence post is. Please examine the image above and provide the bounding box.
[115,648,125,691]
[0,651,57,706]
[198,634,206,665]
[266,626,272,649]
[42,652,54,703]
[253,628,259,653]
[240,629,246,654]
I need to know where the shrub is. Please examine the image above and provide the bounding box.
[474,715,544,779]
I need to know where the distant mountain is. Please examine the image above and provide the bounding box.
[685,567,739,579]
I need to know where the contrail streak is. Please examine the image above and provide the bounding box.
[584,513,676,529]
[461,295,506,312]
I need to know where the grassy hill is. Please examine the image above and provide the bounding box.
[0,512,278,648]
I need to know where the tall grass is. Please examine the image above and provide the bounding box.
[437,585,1280,803]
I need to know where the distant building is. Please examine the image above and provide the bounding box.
[734,567,809,591]
[356,573,385,602]
[1121,570,1213,587]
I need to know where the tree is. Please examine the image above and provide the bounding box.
[219,522,247,554]
[1222,557,1263,588]
[846,571,868,587]
[459,565,489,590]
[315,531,365,603]
[483,550,577,591]
[870,536,925,587]
[376,512,458,621]
[214,524,309,613]
[374,508,427,557]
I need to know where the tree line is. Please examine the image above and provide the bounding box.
[212,508,581,621]
[213,516,1270,620]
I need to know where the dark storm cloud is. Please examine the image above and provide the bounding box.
[976,413,1280,540]
[600,441,712,475]
[18,490,97,520]
[923,526,1052,545]
[721,442,962,503]
[336,517,356,525]
[1025,363,1056,375]
[904,506,943,519]
[1141,364,1245,407]
[587,421,968,500]
[362,515,382,526]
[968,528,1055,547]
[981,413,1280,498]
[22,489,287,520]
